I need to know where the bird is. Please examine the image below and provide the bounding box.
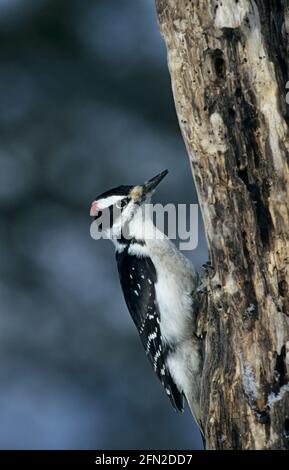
[90,170,203,425]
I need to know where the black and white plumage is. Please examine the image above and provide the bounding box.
[90,170,202,421]
[116,246,184,411]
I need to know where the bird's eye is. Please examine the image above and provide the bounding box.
[94,210,102,220]
[116,199,128,209]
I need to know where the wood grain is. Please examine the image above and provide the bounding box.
[155,0,289,449]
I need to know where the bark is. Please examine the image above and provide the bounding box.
[155,0,289,450]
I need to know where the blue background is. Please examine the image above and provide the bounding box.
[0,0,207,449]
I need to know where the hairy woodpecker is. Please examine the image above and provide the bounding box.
[90,170,202,423]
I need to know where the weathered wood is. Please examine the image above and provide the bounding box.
[155,0,289,449]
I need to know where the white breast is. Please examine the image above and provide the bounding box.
[127,208,198,343]
[147,237,198,344]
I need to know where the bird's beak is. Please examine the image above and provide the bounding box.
[143,170,168,195]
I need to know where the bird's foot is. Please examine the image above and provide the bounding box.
[197,280,207,294]
[201,260,214,272]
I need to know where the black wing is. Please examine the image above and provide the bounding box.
[116,248,184,412]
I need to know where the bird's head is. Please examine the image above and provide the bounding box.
[90,170,168,240]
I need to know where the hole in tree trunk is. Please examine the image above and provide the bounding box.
[273,346,286,393]
[213,50,226,79]
[278,279,288,297]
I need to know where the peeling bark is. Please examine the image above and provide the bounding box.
[155,0,289,450]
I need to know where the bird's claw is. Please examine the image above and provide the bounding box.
[197,280,207,294]
[202,260,214,272]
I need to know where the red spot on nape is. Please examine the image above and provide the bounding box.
[90,201,99,216]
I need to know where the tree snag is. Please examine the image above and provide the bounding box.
[155,0,289,450]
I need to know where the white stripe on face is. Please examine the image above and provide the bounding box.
[95,195,126,210]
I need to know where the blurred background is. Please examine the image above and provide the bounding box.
[0,0,207,449]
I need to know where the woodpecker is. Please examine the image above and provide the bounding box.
[90,170,202,424]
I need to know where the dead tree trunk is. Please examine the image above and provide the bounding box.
[155,0,289,450]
